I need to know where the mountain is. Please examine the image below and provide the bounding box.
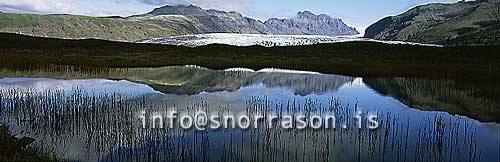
[265,11,359,36]
[130,5,358,36]
[130,4,276,34]
[0,5,359,41]
[364,0,500,45]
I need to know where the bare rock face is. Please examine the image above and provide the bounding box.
[144,5,359,36]
[143,5,274,34]
[264,11,360,36]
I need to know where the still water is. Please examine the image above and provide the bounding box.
[0,66,498,161]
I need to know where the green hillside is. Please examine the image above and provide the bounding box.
[365,0,500,45]
[0,13,188,41]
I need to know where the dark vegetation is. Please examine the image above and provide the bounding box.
[489,0,500,22]
[1,33,499,83]
[0,125,55,161]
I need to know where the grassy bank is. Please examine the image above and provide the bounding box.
[1,33,499,81]
[0,13,185,41]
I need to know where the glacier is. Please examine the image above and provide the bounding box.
[136,33,442,47]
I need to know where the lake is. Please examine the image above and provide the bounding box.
[0,66,498,161]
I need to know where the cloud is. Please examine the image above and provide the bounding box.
[403,0,456,10]
[0,0,141,16]
[130,0,291,21]
[134,0,254,14]
[0,0,76,14]
[0,0,258,17]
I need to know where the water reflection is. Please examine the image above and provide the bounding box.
[0,78,158,95]
[1,66,354,95]
[0,66,498,161]
[364,77,500,122]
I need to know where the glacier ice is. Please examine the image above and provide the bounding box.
[136,33,442,47]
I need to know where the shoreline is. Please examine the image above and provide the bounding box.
[1,33,499,82]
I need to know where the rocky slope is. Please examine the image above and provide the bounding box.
[364,0,500,45]
[130,4,276,34]
[0,5,359,41]
[131,5,358,36]
[265,11,359,36]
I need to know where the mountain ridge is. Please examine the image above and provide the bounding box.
[138,4,358,36]
[0,4,359,41]
[264,10,359,36]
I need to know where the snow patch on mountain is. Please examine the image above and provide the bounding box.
[257,68,321,75]
[224,68,256,72]
[214,66,322,74]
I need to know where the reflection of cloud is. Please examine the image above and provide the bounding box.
[340,77,366,88]
[0,78,158,95]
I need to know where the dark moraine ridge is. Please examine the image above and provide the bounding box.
[0,33,499,82]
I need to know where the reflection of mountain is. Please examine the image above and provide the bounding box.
[0,66,353,95]
[109,66,353,96]
[364,77,500,122]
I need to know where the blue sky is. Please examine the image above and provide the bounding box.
[0,0,458,32]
